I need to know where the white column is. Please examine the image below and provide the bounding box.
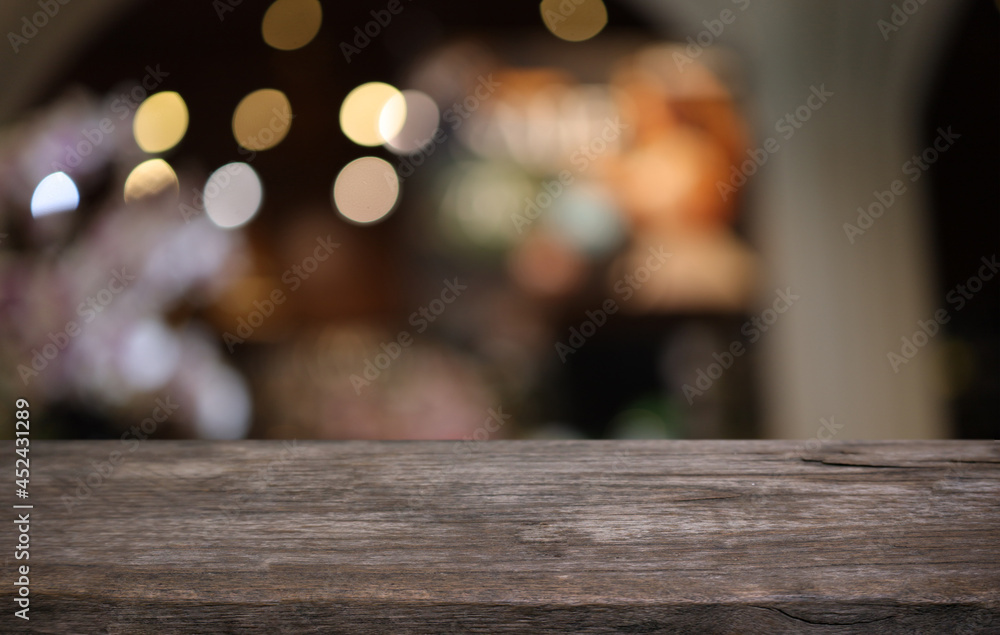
[626,0,967,438]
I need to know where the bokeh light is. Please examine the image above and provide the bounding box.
[123,159,179,202]
[440,162,531,249]
[508,231,588,296]
[132,91,189,153]
[30,172,79,217]
[333,157,399,224]
[608,407,677,439]
[118,319,181,391]
[232,89,293,151]
[339,82,405,147]
[543,182,625,255]
[262,0,322,51]
[539,0,608,42]
[193,366,252,440]
[204,162,264,229]
[384,89,440,155]
[379,92,408,146]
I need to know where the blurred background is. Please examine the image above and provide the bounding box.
[0,0,996,442]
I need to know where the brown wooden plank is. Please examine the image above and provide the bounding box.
[9,440,1000,633]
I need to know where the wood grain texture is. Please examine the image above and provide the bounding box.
[10,440,1000,633]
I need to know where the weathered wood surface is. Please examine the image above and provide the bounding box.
[12,440,1000,633]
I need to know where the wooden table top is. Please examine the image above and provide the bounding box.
[14,440,1000,633]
